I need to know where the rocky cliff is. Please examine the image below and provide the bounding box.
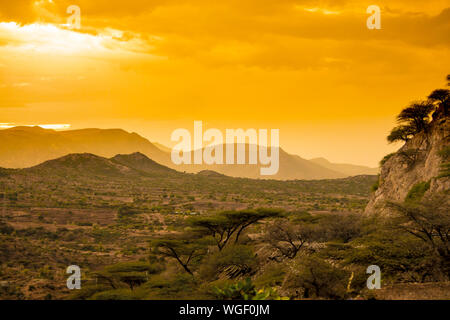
[365,111,449,215]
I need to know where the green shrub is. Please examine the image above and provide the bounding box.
[254,265,286,288]
[380,153,396,166]
[438,162,450,178]
[117,205,139,219]
[91,288,145,300]
[283,256,350,299]
[143,273,200,299]
[405,181,430,203]
[438,146,450,159]
[104,261,163,274]
[437,147,450,178]
[199,245,256,281]
[69,285,112,300]
[0,222,14,235]
[346,231,441,282]
[371,176,380,192]
[213,278,286,300]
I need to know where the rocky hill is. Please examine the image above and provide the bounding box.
[365,110,449,215]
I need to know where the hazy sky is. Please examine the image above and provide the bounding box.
[0,0,449,166]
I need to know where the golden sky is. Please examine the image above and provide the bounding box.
[0,0,449,166]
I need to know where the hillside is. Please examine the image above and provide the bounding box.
[365,106,449,215]
[25,153,139,178]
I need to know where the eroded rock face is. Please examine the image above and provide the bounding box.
[365,114,449,215]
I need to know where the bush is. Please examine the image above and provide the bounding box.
[69,285,112,300]
[283,256,350,299]
[371,177,380,192]
[346,231,442,282]
[213,278,286,300]
[104,261,163,274]
[199,245,256,281]
[437,147,450,178]
[143,273,200,299]
[91,288,145,300]
[405,181,430,203]
[380,153,396,166]
[117,205,139,219]
[97,261,164,290]
[0,222,14,235]
[314,213,363,243]
[254,264,286,288]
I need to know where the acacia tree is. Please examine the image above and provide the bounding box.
[428,89,449,116]
[387,101,435,144]
[387,194,450,275]
[428,89,450,105]
[397,102,435,133]
[265,219,314,260]
[387,125,416,143]
[95,261,163,290]
[190,208,282,251]
[150,237,209,275]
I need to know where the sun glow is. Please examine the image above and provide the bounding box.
[302,7,341,15]
[0,22,152,56]
[0,123,71,130]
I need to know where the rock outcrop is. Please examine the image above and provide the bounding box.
[365,111,449,215]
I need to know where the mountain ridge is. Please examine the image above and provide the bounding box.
[0,126,376,180]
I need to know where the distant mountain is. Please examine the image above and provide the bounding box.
[26,153,139,178]
[0,126,168,169]
[111,152,178,176]
[0,126,375,180]
[309,158,379,176]
[23,152,180,180]
[170,144,346,180]
[196,170,226,177]
[153,142,172,153]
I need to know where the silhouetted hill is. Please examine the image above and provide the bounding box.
[0,127,168,168]
[196,170,226,177]
[111,152,178,176]
[172,144,346,180]
[25,153,138,178]
[0,127,373,180]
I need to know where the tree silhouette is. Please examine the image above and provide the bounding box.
[428,89,449,104]
[150,237,209,275]
[387,125,416,143]
[428,89,449,116]
[190,208,281,251]
[396,101,434,133]
[265,219,314,260]
[387,101,434,144]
